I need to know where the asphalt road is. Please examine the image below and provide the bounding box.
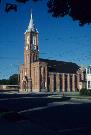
[0,94,91,135]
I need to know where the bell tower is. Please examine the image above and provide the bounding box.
[20,11,39,91]
[24,11,39,77]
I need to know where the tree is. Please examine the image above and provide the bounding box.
[0,74,19,85]
[47,0,91,26]
[1,0,91,26]
[8,74,18,85]
[0,79,9,85]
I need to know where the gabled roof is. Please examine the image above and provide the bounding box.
[39,58,79,73]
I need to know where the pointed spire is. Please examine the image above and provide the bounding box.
[31,9,33,20]
[26,9,37,32]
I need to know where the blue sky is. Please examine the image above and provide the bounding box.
[0,0,91,79]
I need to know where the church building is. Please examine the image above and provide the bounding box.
[20,12,86,93]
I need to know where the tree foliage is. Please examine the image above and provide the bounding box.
[47,0,91,26]
[80,88,91,96]
[79,88,87,96]
[0,74,18,85]
[0,79,9,85]
[16,0,29,3]
[8,74,18,85]
[1,0,91,25]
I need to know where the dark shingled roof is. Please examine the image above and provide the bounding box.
[39,58,79,73]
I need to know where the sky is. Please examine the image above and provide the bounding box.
[0,0,91,79]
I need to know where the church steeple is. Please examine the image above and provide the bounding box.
[26,10,37,32]
[24,9,39,67]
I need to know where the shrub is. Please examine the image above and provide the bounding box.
[87,89,91,96]
[79,89,87,96]
[80,89,91,96]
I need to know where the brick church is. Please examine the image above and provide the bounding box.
[20,12,86,93]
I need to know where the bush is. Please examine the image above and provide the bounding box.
[79,89,88,96]
[87,89,91,96]
[80,89,91,96]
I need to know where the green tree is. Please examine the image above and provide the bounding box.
[0,79,9,85]
[0,74,19,85]
[2,0,91,26]
[8,74,18,85]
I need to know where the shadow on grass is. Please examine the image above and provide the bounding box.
[0,108,24,122]
[0,108,9,113]
[2,111,27,122]
[0,96,71,122]
[0,93,53,99]
[61,96,71,101]
[21,103,91,132]
[0,96,71,113]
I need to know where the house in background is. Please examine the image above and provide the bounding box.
[19,12,86,93]
[86,65,91,89]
